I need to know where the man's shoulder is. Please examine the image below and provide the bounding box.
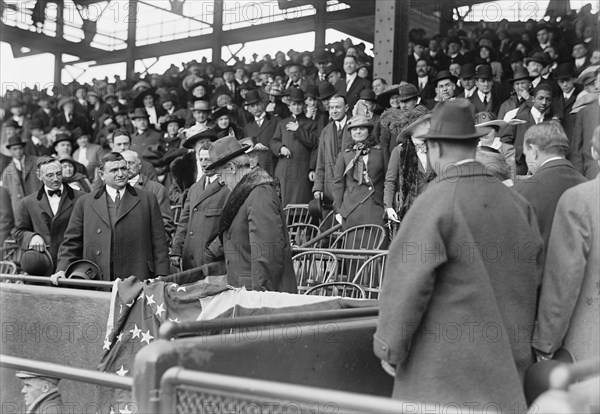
[560,176,599,203]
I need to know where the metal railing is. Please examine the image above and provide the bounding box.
[0,355,132,390]
[0,273,114,289]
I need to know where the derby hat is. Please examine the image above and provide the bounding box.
[16,371,60,385]
[131,107,150,119]
[324,64,341,78]
[460,63,476,79]
[5,136,24,152]
[318,82,338,100]
[313,49,330,63]
[4,119,20,130]
[308,198,323,221]
[525,52,549,66]
[211,106,231,121]
[160,115,185,131]
[358,89,377,102]
[244,89,262,105]
[434,70,458,86]
[57,96,75,110]
[66,259,102,280]
[21,249,54,276]
[305,85,319,100]
[509,68,532,83]
[267,84,283,96]
[205,135,251,171]
[192,100,211,112]
[288,88,306,103]
[398,113,432,142]
[183,128,219,149]
[553,63,575,80]
[347,115,374,130]
[475,65,494,80]
[53,133,72,147]
[417,99,490,140]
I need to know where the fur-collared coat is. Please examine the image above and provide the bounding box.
[14,185,85,270]
[219,169,297,293]
[375,162,543,411]
[169,151,197,206]
[56,185,170,281]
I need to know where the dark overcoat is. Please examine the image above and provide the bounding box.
[1,156,40,213]
[14,185,84,270]
[222,175,297,293]
[243,113,279,176]
[171,179,230,270]
[570,100,600,179]
[271,114,318,206]
[29,389,64,414]
[131,129,162,157]
[374,162,543,411]
[133,174,175,239]
[312,120,350,205]
[56,185,170,281]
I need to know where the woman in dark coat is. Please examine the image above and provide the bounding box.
[211,107,243,139]
[333,115,388,231]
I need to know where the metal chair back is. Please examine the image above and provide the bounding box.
[292,251,338,294]
[351,252,387,299]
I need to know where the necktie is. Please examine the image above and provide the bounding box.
[256,117,263,128]
[483,95,488,106]
[115,190,121,205]
[204,176,210,190]
[48,189,62,197]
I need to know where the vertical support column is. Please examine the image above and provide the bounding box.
[53,0,64,86]
[212,0,223,63]
[439,4,453,41]
[373,0,410,84]
[125,0,138,80]
[314,1,326,52]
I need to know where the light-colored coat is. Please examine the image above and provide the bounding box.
[73,143,104,180]
[374,162,543,411]
[534,176,600,361]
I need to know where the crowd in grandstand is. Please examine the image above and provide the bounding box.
[1,3,599,411]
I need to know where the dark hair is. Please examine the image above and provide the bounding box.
[532,83,553,97]
[112,129,131,143]
[330,94,348,104]
[373,77,387,85]
[344,55,358,64]
[99,152,125,170]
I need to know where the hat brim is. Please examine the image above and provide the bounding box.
[399,114,433,141]
[509,75,532,83]
[417,126,491,140]
[5,142,25,149]
[160,119,185,131]
[183,133,219,149]
[205,145,251,171]
[244,98,261,105]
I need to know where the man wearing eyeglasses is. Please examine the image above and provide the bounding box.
[51,152,170,283]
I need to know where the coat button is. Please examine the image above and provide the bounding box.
[96,250,101,256]
[97,229,101,234]
[368,186,373,190]
[193,208,198,212]
[189,231,194,235]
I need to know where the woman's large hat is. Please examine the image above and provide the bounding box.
[417,99,490,140]
[183,128,219,149]
[346,115,374,130]
[160,115,185,131]
[205,135,250,171]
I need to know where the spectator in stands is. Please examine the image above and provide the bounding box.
[187,99,211,131]
[423,70,457,109]
[55,97,89,135]
[414,58,435,100]
[407,39,427,86]
[121,150,174,241]
[312,49,330,83]
[533,126,599,363]
[371,78,387,95]
[28,119,53,157]
[501,83,556,175]
[271,88,318,206]
[343,55,370,112]
[206,135,297,292]
[375,99,542,411]
[475,146,513,186]
[0,185,14,243]
[498,68,533,121]
[552,63,582,135]
[103,93,126,116]
[170,144,228,271]
[31,95,56,133]
[1,136,39,213]
[456,63,476,98]
[516,121,587,251]
[525,53,550,88]
[333,115,387,230]
[243,89,278,177]
[73,129,103,181]
[384,114,433,225]
[468,65,502,116]
[427,37,450,73]
[15,371,64,414]
[111,129,158,183]
[446,37,466,67]
[14,156,85,272]
[52,152,170,283]
[325,64,345,95]
[211,107,242,139]
[134,89,164,131]
[130,107,162,156]
[60,158,91,193]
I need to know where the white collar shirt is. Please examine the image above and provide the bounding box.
[45,184,64,215]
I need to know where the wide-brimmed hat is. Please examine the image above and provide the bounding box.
[358,89,377,102]
[192,100,211,112]
[417,99,490,140]
[52,133,72,147]
[318,82,338,100]
[398,113,432,142]
[475,65,493,80]
[244,89,262,105]
[131,107,150,119]
[103,92,117,101]
[324,64,341,77]
[460,63,476,79]
[509,68,532,83]
[160,115,185,131]
[524,52,549,66]
[239,136,268,153]
[133,87,157,108]
[183,128,219,149]
[577,71,597,87]
[211,106,230,121]
[398,83,419,101]
[553,63,575,80]
[288,88,305,103]
[57,96,75,110]
[182,74,203,91]
[20,249,54,276]
[205,135,251,171]
[189,79,209,92]
[66,259,102,280]
[259,64,274,74]
[434,70,458,86]
[16,371,60,385]
[346,115,374,130]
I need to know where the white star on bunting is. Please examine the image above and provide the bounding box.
[116,366,128,376]
[137,292,144,301]
[103,339,111,350]
[141,330,154,345]
[155,303,165,318]
[116,332,124,342]
[125,300,134,308]
[177,286,186,292]
[130,324,142,339]
[146,294,156,305]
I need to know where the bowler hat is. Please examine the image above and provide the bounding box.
[358,89,377,102]
[475,65,493,80]
[525,52,549,66]
[318,82,337,100]
[553,63,575,80]
[324,64,341,78]
[53,133,72,147]
[313,49,330,63]
[288,88,305,103]
[244,89,262,105]
[211,106,231,121]
[259,64,274,74]
[131,107,150,119]
[509,68,532,83]
[434,70,458,86]
[418,99,490,140]
[20,249,54,276]
[160,115,185,131]
[16,371,60,385]
[305,85,319,100]
[192,100,211,112]
[183,128,219,149]
[523,349,574,405]
[347,115,374,130]
[460,63,476,79]
[308,198,323,221]
[398,83,419,101]
[509,50,524,63]
[398,113,432,142]
[66,259,102,280]
[205,135,250,171]
[5,136,26,150]
[4,119,20,130]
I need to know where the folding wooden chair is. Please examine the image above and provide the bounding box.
[351,253,387,299]
[292,251,338,294]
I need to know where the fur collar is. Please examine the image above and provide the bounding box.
[170,152,197,191]
[219,168,273,241]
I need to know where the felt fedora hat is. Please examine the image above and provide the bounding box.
[460,63,476,79]
[183,128,219,149]
[192,100,211,111]
[525,52,549,66]
[52,132,73,147]
[205,135,250,171]
[553,63,575,80]
[318,82,337,100]
[475,64,494,80]
[358,89,377,102]
[434,70,458,86]
[509,68,532,83]
[398,113,432,142]
[418,99,490,140]
[288,88,306,103]
[131,107,150,119]
[66,259,102,280]
[244,89,262,105]
[5,135,26,149]
[160,115,185,131]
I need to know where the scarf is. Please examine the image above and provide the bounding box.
[397,140,435,221]
[344,137,376,184]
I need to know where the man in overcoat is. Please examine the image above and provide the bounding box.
[270,88,318,206]
[130,108,162,157]
[16,370,64,414]
[374,99,543,411]
[243,89,278,177]
[206,136,297,293]
[51,152,169,282]
[1,136,39,213]
[14,157,85,271]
